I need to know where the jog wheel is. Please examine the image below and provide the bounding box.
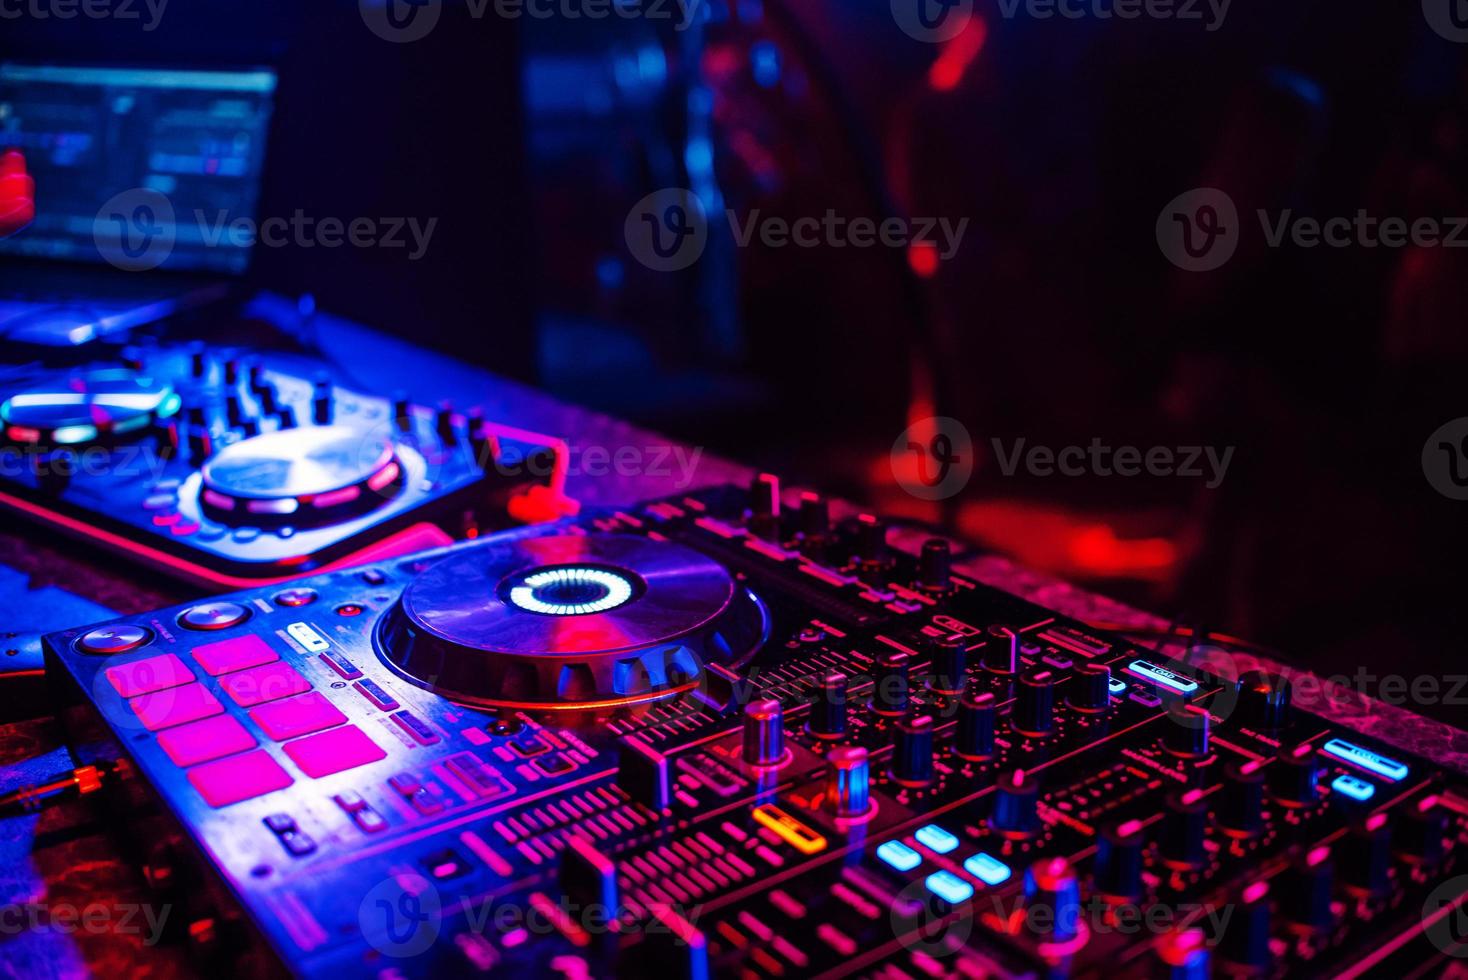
[0,367,181,448]
[376,534,768,712]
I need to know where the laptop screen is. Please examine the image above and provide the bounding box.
[0,63,276,275]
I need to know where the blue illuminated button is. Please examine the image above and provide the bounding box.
[1331,774,1376,802]
[876,840,922,872]
[925,870,974,904]
[914,824,960,854]
[964,852,1012,886]
[1125,659,1199,695]
[1322,739,1408,782]
[1108,678,1128,695]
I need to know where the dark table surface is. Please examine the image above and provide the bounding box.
[2,296,1463,978]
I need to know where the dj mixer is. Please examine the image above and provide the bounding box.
[40,479,1468,978]
[0,343,568,588]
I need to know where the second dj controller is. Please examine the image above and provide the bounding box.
[0,341,568,588]
[41,479,1468,978]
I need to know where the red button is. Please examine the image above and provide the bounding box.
[157,714,257,767]
[130,682,224,731]
[282,724,388,778]
[219,662,313,707]
[250,692,347,741]
[192,634,279,676]
[187,750,294,807]
[105,653,194,697]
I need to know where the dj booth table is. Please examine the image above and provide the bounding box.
[1,298,1462,977]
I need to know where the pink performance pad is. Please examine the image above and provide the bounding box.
[130,682,224,731]
[250,692,347,740]
[219,662,313,707]
[191,634,279,676]
[104,653,194,697]
[157,714,258,767]
[283,725,388,778]
[187,751,294,807]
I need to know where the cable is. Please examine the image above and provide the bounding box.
[0,761,115,817]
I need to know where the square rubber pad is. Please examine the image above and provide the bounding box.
[283,725,388,778]
[219,662,312,707]
[250,692,347,741]
[191,634,279,676]
[157,714,258,767]
[187,751,293,807]
[105,653,194,697]
[130,682,224,731]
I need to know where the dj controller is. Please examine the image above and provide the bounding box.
[39,478,1468,978]
[0,342,568,588]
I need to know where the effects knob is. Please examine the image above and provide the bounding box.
[1011,668,1055,737]
[1396,794,1447,867]
[1159,789,1208,869]
[467,409,497,468]
[1341,813,1392,896]
[1218,760,1267,838]
[1068,662,1113,713]
[796,491,829,557]
[917,539,952,592]
[1238,669,1292,731]
[955,689,997,760]
[435,401,459,445]
[806,671,848,739]
[855,514,889,566]
[991,769,1041,838]
[742,699,787,768]
[982,624,1019,676]
[392,392,413,431]
[826,746,872,818]
[1281,846,1335,932]
[1271,743,1320,809]
[1093,819,1145,902]
[748,473,781,541]
[927,632,969,695]
[312,376,333,424]
[1154,928,1210,980]
[891,713,936,786]
[1164,702,1211,758]
[1021,857,1083,944]
[1218,882,1273,974]
[872,651,910,716]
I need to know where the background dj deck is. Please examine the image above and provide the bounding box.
[1,300,1464,977]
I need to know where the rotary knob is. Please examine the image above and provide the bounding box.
[742,699,787,768]
[1271,743,1320,809]
[991,769,1041,838]
[1093,819,1145,902]
[955,689,997,760]
[312,376,333,425]
[1164,702,1211,758]
[1159,789,1208,870]
[1218,882,1273,974]
[1341,814,1392,896]
[855,514,889,567]
[1011,668,1055,737]
[891,713,936,786]
[917,539,952,592]
[1021,857,1083,944]
[927,632,969,695]
[1068,662,1112,713]
[872,651,910,716]
[1396,794,1448,867]
[1218,760,1267,838]
[826,746,872,819]
[1154,928,1210,980]
[796,492,829,558]
[748,474,781,541]
[1281,846,1335,932]
[435,401,459,446]
[982,624,1019,676]
[807,671,848,739]
[1238,669,1292,731]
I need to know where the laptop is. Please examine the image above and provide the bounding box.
[0,62,277,348]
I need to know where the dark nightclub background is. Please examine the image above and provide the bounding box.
[5,1,1468,722]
